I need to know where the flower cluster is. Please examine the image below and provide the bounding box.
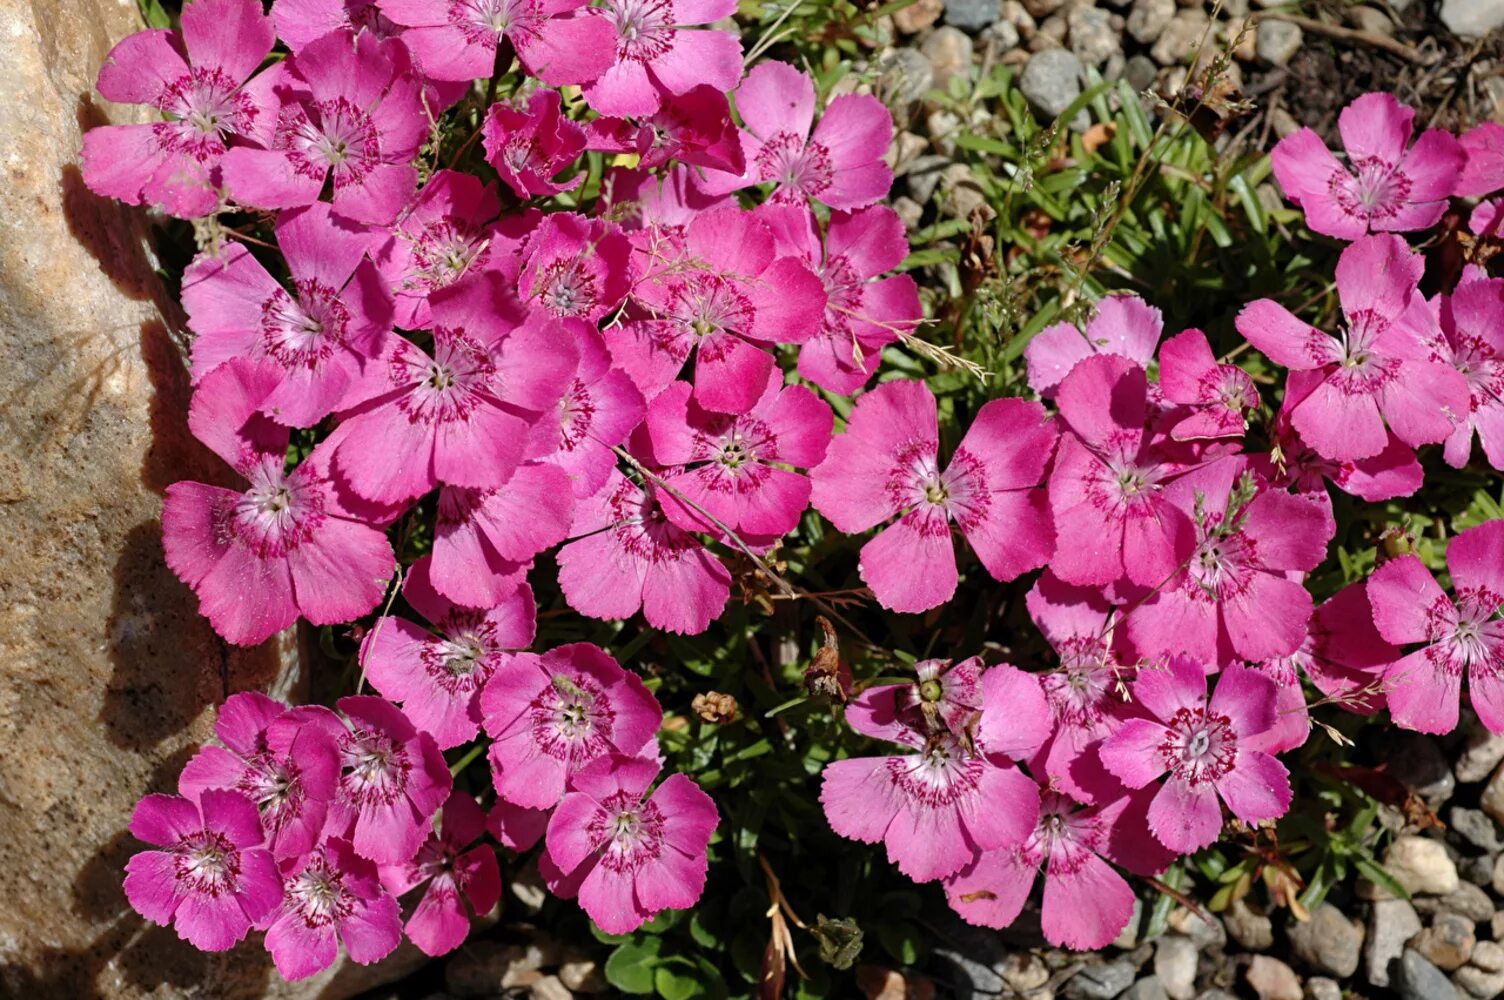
[86,0,1504,975]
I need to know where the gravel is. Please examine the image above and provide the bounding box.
[1368,899,1425,988]
[1255,19,1302,66]
[1396,949,1463,1000]
[1020,48,1088,128]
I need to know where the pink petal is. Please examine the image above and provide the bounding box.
[1147,777,1223,853]
[1385,649,1461,734]
[859,518,958,614]
[1450,520,1504,595]
[181,0,276,83]
[979,664,1053,761]
[1042,850,1136,950]
[736,60,814,140]
[1207,666,1279,740]
[1367,555,1446,645]
[1338,92,1413,164]
[1213,749,1291,824]
[1098,719,1171,789]
[944,850,1034,930]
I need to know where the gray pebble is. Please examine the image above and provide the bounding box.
[1020,48,1088,129]
[1255,18,1302,67]
[1120,977,1171,1000]
[1127,0,1175,44]
[1289,902,1364,978]
[1068,5,1120,67]
[1065,960,1139,1000]
[922,26,976,91]
[1454,808,1503,853]
[1368,899,1424,988]
[1396,949,1463,1000]
[1155,937,1198,1000]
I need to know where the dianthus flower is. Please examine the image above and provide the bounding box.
[162,360,396,646]
[1270,92,1464,240]
[811,380,1057,613]
[1368,520,1504,734]
[1099,658,1292,853]
[221,31,427,225]
[482,89,588,199]
[377,0,614,85]
[481,642,663,809]
[1459,122,1504,198]
[1237,235,1469,461]
[698,61,893,211]
[517,214,633,324]
[272,0,399,52]
[1158,328,1260,441]
[555,470,732,634]
[259,837,402,979]
[536,326,647,499]
[1024,294,1163,397]
[363,556,536,749]
[584,0,743,117]
[542,754,718,934]
[182,203,392,427]
[845,656,986,744]
[82,0,275,218]
[586,85,745,174]
[645,371,833,540]
[759,203,922,395]
[1434,274,1504,471]
[124,790,282,951]
[380,792,501,957]
[327,696,453,865]
[429,465,571,608]
[331,272,579,504]
[178,693,344,858]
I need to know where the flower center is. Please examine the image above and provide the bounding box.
[288,855,356,928]
[754,131,835,201]
[607,0,675,59]
[339,729,413,807]
[176,830,241,895]
[1331,155,1412,221]
[1161,707,1236,786]
[589,790,667,873]
[155,67,255,159]
[528,672,617,761]
[277,98,381,187]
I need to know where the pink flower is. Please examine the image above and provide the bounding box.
[542,754,718,934]
[811,380,1057,613]
[584,0,742,117]
[162,360,397,646]
[1458,122,1504,198]
[182,203,393,427]
[480,642,662,809]
[331,272,579,504]
[482,89,588,200]
[1237,235,1469,461]
[759,203,922,395]
[1435,275,1504,470]
[1025,294,1163,397]
[124,790,282,951]
[380,792,501,957]
[1159,328,1259,441]
[430,465,572,608]
[259,838,402,979]
[944,788,1172,949]
[1368,520,1504,734]
[178,693,344,859]
[221,31,427,225]
[609,204,826,414]
[1125,468,1335,666]
[1047,355,1230,589]
[362,555,536,749]
[555,470,732,634]
[373,169,509,329]
[517,214,632,323]
[488,799,551,852]
[586,85,745,174]
[845,656,987,744]
[698,61,893,211]
[376,0,615,85]
[327,696,453,865]
[1098,658,1292,853]
[1270,92,1464,240]
[537,326,647,500]
[822,664,1048,882]
[272,0,399,51]
[645,371,833,540]
[601,164,731,232]
[81,0,276,218]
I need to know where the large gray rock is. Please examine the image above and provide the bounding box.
[1020,48,1087,129]
[1288,902,1364,978]
[1396,949,1463,1000]
[946,0,1002,30]
[1441,0,1504,38]
[0,2,419,996]
[1368,899,1425,988]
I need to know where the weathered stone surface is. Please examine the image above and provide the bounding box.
[1289,903,1363,978]
[1245,956,1301,1000]
[0,2,421,996]
[1368,899,1425,988]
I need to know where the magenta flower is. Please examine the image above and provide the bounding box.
[698,61,892,211]
[1099,658,1292,853]
[645,371,833,540]
[124,790,282,951]
[760,203,922,395]
[536,326,647,500]
[162,360,397,646]
[488,799,551,852]
[178,693,344,859]
[542,754,718,935]
[845,656,987,745]
[480,642,662,809]
[373,169,507,329]
[584,0,742,117]
[272,0,400,52]
[1237,235,1469,461]
[377,0,614,85]
[1159,328,1260,441]
[1025,294,1163,397]
[331,273,579,504]
[221,31,427,225]
[610,204,826,414]
[518,214,632,323]
[380,792,501,957]
[602,164,732,232]
[1126,469,1335,666]
[182,203,393,427]
[259,838,402,980]
[81,0,276,218]
[822,666,1048,882]
[944,788,1172,949]
[362,555,536,750]
[430,465,571,608]
[1271,93,1463,240]
[327,696,453,865]
[482,89,588,200]
[811,380,1057,613]
[556,470,732,634]
[586,85,745,175]
[1369,520,1504,734]
[1435,275,1504,471]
